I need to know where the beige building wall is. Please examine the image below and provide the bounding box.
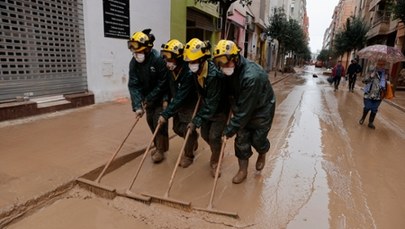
[334,0,355,33]
[329,0,356,67]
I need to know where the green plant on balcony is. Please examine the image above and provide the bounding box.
[390,0,405,23]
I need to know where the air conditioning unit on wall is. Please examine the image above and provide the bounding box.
[246,15,254,31]
[227,5,234,16]
[247,15,252,24]
[216,18,222,30]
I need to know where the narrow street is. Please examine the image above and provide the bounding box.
[2,67,405,229]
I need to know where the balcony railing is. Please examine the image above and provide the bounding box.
[369,0,382,11]
[372,12,390,27]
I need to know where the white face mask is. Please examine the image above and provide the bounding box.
[166,62,177,71]
[221,67,234,76]
[188,63,199,73]
[134,53,145,63]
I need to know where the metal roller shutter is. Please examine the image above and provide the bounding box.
[0,0,87,102]
[187,8,214,32]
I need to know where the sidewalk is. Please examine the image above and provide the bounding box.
[267,69,293,85]
[0,100,170,226]
[384,89,405,112]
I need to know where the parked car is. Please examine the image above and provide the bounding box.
[315,60,323,68]
[323,68,332,75]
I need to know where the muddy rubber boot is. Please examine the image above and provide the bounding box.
[368,112,376,129]
[151,137,166,163]
[209,148,220,168]
[210,162,221,178]
[208,147,221,177]
[151,151,164,163]
[256,153,266,171]
[179,146,194,168]
[179,133,197,168]
[359,109,368,125]
[232,159,248,184]
[209,158,219,176]
[179,156,193,168]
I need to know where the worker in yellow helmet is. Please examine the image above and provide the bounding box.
[183,38,230,177]
[158,39,199,168]
[127,29,170,163]
[213,40,276,184]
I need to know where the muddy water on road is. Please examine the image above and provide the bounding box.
[263,77,329,228]
[7,67,405,228]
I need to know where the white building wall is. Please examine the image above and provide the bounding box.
[290,0,306,25]
[268,0,292,18]
[83,0,170,103]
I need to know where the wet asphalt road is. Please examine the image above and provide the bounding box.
[6,66,405,229]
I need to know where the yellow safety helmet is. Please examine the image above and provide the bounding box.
[213,40,240,66]
[183,38,211,62]
[161,39,184,60]
[128,29,154,52]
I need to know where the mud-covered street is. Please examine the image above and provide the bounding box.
[2,67,405,229]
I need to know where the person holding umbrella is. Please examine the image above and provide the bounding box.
[358,64,386,129]
[357,44,405,129]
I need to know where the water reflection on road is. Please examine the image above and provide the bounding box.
[260,66,404,229]
[261,67,328,228]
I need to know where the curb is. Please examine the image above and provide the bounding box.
[1,134,178,227]
[383,99,405,112]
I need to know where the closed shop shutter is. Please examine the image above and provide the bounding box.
[187,8,214,32]
[0,0,87,102]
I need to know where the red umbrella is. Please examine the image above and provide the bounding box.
[357,44,405,63]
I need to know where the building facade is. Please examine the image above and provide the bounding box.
[1,0,274,120]
[322,0,405,88]
[0,0,171,106]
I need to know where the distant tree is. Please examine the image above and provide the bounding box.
[196,0,252,38]
[295,44,311,66]
[317,49,332,62]
[284,19,304,53]
[266,7,288,76]
[344,16,369,52]
[333,31,349,58]
[283,19,310,66]
[302,46,312,61]
[333,16,369,66]
[266,8,309,72]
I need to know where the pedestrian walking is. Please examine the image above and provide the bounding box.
[127,29,170,163]
[183,38,230,177]
[359,66,386,129]
[213,40,276,184]
[347,59,362,92]
[158,39,199,168]
[332,60,345,91]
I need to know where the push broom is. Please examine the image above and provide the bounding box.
[142,97,201,208]
[193,111,238,218]
[77,116,140,199]
[116,122,163,203]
